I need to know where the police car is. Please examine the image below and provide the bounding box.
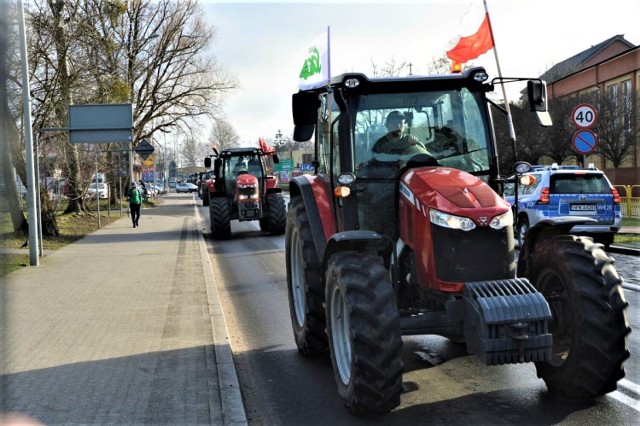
[504,163,622,247]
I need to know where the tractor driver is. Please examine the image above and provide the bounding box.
[371,110,431,164]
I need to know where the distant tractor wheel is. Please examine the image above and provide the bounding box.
[267,193,286,235]
[516,216,529,247]
[285,196,328,356]
[527,235,630,398]
[202,188,210,206]
[325,251,403,414]
[210,197,231,240]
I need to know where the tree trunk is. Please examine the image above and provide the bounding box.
[49,0,84,215]
[1,95,28,235]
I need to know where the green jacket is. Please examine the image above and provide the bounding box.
[129,187,142,205]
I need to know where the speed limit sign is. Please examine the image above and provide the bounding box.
[572,103,597,128]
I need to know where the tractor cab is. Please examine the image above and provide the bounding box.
[293,68,501,240]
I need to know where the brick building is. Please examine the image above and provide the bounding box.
[542,35,639,185]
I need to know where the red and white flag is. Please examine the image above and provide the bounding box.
[446,12,494,63]
[259,138,276,154]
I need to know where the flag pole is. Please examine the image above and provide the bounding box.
[483,0,517,157]
[326,25,331,83]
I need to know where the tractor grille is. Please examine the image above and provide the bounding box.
[432,225,515,282]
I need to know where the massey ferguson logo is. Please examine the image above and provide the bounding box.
[478,216,488,226]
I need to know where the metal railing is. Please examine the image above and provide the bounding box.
[614,185,640,217]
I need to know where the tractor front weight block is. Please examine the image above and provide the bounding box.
[463,278,552,365]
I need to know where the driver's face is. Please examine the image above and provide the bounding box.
[387,117,405,132]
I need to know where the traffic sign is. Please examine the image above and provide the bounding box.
[134,138,155,160]
[572,129,598,155]
[572,103,597,129]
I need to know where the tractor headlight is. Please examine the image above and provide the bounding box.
[429,208,476,231]
[489,209,513,230]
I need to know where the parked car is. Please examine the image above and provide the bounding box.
[504,163,622,247]
[86,183,109,199]
[175,182,198,193]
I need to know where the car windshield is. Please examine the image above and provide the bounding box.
[550,174,610,194]
[351,88,491,175]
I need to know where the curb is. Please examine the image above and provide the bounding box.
[608,245,640,256]
[194,203,248,426]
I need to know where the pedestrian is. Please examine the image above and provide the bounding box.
[128,182,142,228]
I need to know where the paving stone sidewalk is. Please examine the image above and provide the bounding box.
[1,195,246,425]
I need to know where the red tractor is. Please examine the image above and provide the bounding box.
[204,146,286,239]
[286,68,630,414]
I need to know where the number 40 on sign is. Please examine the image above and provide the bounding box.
[572,103,597,129]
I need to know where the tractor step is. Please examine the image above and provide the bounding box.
[463,278,552,365]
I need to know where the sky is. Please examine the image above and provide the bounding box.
[201,0,640,145]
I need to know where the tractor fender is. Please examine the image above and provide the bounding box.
[322,230,392,278]
[290,175,336,262]
[517,216,597,277]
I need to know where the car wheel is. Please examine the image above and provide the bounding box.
[517,216,529,247]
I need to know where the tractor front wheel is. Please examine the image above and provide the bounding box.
[285,196,327,356]
[527,235,630,398]
[210,197,231,240]
[267,193,286,235]
[325,251,403,414]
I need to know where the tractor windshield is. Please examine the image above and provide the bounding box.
[350,88,491,238]
[353,88,491,175]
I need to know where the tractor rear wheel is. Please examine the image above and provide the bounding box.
[527,235,630,398]
[285,196,328,356]
[210,197,231,240]
[267,193,286,235]
[325,251,403,414]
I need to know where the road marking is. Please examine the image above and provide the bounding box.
[609,379,640,412]
[619,379,640,395]
[622,283,640,292]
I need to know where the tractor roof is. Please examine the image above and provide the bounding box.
[302,67,492,95]
[218,147,265,158]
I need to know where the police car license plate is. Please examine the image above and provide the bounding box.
[570,204,596,211]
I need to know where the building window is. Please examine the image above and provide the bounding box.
[621,79,632,133]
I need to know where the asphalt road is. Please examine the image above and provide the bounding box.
[200,205,640,425]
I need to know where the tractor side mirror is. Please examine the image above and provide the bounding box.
[272,153,280,164]
[204,157,212,168]
[527,80,552,127]
[292,91,320,142]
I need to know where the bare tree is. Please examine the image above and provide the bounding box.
[370,57,409,77]
[209,119,240,151]
[596,85,636,168]
[538,95,578,164]
[181,133,208,167]
[13,0,236,232]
